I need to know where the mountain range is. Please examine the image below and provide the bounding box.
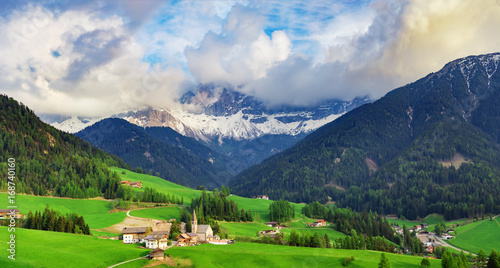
[231,52,500,220]
[45,86,368,173]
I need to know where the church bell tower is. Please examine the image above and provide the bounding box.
[191,210,198,233]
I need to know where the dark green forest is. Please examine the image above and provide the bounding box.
[232,53,500,220]
[0,95,130,198]
[76,118,229,189]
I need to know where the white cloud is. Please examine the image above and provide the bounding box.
[0,4,187,117]
[185,5,292,86]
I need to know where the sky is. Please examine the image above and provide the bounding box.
[0,0,499,117]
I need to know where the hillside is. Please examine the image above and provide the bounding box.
[77,118,230,188]
[0,95,129,198]
[232,53,500,220]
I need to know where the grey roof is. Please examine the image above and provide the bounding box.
[145,231,169,240]
[187,233,198,237]
[122,227,147,234]
[197,225,211,234]
[151,231,169,236]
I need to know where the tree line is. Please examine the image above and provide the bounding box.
[24,205,91,235]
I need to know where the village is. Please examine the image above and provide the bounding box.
[120,210,235,260]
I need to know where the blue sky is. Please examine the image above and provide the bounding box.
[0,0,499,117]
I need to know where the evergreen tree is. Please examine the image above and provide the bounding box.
[478,249,487,268]
[420,258,430,267]
[488,249,500,268]
[378,253,390,268]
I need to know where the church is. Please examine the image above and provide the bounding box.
[191,210,218,242]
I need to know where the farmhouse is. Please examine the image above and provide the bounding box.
[253,195,269,200]
[145,231,169,249]
[129,181,142,188]
[0,209,25,219]
[177,233,198,246]
[308,219,327,227]
[413,225,422,232]
[120,180,130,185]
[122,227,148,244]
[265,222,279,228]
[149,249,165,260]
[441,233,454,240]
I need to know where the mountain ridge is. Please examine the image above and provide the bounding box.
[231,52,500,220]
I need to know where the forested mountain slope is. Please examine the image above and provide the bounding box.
[77,118,229,188]
[232,53,500,220]
[0,95,129,198]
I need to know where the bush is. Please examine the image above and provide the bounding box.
[342,256,355,266]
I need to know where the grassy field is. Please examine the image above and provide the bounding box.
[280,227,347,240]
[110,167,202,205]
[129,206,182,221]
[219,221,275,237]
[447,217,500,254]
[423,214,445,225]
[386,218,422,228]
[0,193,126,230]
[168,242,441,268]
[0,227,150,268]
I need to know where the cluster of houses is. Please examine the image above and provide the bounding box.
[0,209,25,219]
[121,210,228,255]
[391,223,429,235]
[122,221,170,248]
[120,180,142,188]
[252,195,269,200]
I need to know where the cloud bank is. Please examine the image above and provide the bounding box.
[0,0,499,116]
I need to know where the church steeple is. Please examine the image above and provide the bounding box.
[191,210,198,234]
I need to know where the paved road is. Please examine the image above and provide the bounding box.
[431,234,476,256]
[108,256,147,268]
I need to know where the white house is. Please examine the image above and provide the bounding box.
[122,227,147,244]
[145,231,169,249]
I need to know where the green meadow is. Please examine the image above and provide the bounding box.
[280,227,347,240]
[386,218,422,228]
[168,242,441,268]
[110,167,202,204]
[0,193,126,230]
[447,217,500,254]
[129,206,182,221]
[219,221,274,237]
[0,227,149,268]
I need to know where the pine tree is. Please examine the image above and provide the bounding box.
[478,249,487,268]
[488,249,500,268]
[378,253,390,268]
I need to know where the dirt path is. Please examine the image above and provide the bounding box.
[108,256,147,268]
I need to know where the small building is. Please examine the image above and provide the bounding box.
[253,195,269,200]
[259,229,279,236]
[122,227,148,244]
[413,225,422,232]
[177,233,198,246]
[207,234,221,241]
[149,249,165,260]
[441,233,454,240]
[421,223,429,229]
[265,222,279,228]
[0,209,25,219]
[120,180,130,185]
[145,231,169,249]
[314,219,327,227]
[129,181,142,188]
